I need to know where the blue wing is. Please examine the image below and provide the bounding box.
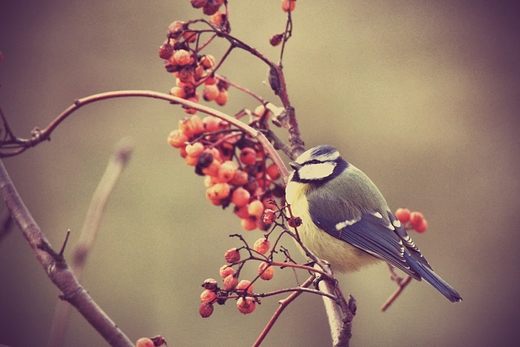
[308,192,462,302]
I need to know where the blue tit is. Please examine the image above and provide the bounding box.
[285,145,462,302]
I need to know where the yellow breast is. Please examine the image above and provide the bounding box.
[286,180,380,273]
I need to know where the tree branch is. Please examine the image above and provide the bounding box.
[0,158,133,347]
[47,139,134,347]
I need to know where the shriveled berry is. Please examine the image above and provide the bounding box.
[202,278,218,290]
[191,0,207,9]
[202,115,220,132]
[253,238,270,255]
[269,33,284,46]
[203,0,221,15]
[199,302,214,318]
[167,20,186,39]
[258,262,274,280]
[224,248,240,263]
[173,49,191,66]
[395,208,411,224]
[236,297,256,314]
[159,41,174,60]
[219,265,235,278]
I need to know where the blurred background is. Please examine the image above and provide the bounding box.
[1,1,519,346]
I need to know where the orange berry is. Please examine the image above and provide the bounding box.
[170,86,186,99]
[184,154,199,166]
[182,30,197,43]
[199,302,214,318]
[248,200,264,218]
[203,74,217,85]
[135,337,154,347]
[185,142,205,158]
[236,297,256,314]
[229,170,248,186]
[173,49,191,66]
[395,208,411,224]
[201,54,216,69]
[236,279,253,294]
[200,289,217,303]
[231,187,251,207]
[202,116,220,132]
[234,205,249,219]
[241,217,257,231]
[204,174,218,188]
[409,211,425,230]
[202,159,221,177]
[224,248,240,263]
[253,238,270,255]
[209,10,225,25]
[262,197,277,210]
[203,84,220,102]
[219,161,238,181]
[167,129,188,148]
[219,265,235,278]
[206,182,230,200]
[415,218,428,233]
[240,147,257,165]
[223,274,238,291]
[258,262,274,280]
[281,0,296,12]
[266,163,281,180]
[215,89,228,106]
[179,115,204,137]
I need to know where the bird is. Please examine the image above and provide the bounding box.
[285,145,462,302]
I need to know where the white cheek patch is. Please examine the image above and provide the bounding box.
[298,162,336,180]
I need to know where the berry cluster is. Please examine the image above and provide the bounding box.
[167,107,285,231]
[159,20,230,114]
[395,208,428,233]
[199,236,278,318]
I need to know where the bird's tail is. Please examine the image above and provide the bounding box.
[405,252,462,302]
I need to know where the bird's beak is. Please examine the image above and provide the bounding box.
[289,161,301,170]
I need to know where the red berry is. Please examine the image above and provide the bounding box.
[159,41,174,60]
[262,209,276,225]
[215,89,228,106]
[224,248,240,263]
[200,54,216,69]
[217,161,238,183]
[199,302,214,318]
[266,163,281,180]
[409,211,425,230]
[231,187,251,207]
[234,205,249,219]
[173,49,192,66]
[395,208,411,224]
[241,217,257,231]
[414,218,428,233]
[135,337,154,347]
[191,0,207,9]
[240,147,257,165]
[281,0,296,12]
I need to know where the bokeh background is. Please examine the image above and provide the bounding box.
[1,1,519,346]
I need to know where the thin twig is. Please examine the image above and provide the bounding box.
[253,275,315,347]
[0,207,13,244]
[380,275,412,312]
[0,158,133,347]
[47,139,133,347]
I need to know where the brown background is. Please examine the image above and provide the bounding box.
[1,1,519,346]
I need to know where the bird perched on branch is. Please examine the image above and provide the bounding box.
[285,145,462,302]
